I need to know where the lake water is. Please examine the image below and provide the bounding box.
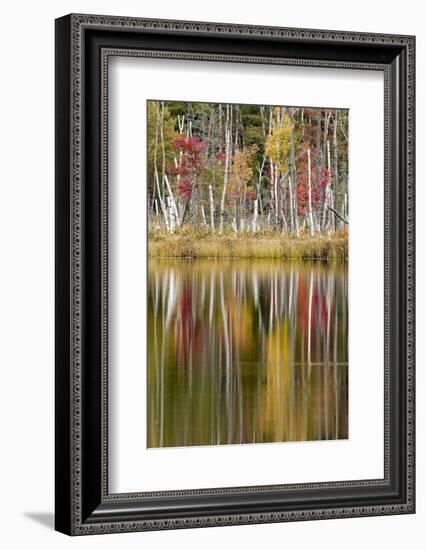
[147,259,348,448]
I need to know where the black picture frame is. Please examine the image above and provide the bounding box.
[55,13,415,535]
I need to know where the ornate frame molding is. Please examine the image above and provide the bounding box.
[55,14,415,535]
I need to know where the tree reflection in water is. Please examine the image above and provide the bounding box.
[147,259,348,448]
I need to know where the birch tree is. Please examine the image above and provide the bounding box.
[147,101,349,238]
[219,104,231,234]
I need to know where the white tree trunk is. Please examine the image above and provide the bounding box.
[307,148,315,236]
[288,175,294,234]
[159,102,167,193]
[200,205,208,228]
[322,140,332,232]
[167,198,175,233]
[219,105,231,235]
[231,215,237,233]
[290,175,299,237]
[333,112,339,230]
[256,157,265,215]
[327,140,334,231]
[163,174,180,227]
[327,140,335,231]
[153,106,169,231]
[208,184,215,232]
[252,199,258,233]
[177,114,185,133]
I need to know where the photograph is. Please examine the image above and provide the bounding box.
[147,100,349,448]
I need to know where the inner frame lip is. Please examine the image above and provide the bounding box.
[101,48,389,501]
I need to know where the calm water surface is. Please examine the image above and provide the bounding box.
[147,259,348,448]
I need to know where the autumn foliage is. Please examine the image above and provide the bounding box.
[148,100,348,238]
[167,136,207,200]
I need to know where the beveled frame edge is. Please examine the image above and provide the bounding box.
[55,13,415,536]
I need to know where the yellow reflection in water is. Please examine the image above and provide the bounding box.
[147,259,348,448]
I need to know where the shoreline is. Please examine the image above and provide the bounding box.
[148,233,348,261]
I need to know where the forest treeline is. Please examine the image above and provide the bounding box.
[147,100,348,238]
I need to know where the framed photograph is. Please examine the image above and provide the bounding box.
[55,14,415,535]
